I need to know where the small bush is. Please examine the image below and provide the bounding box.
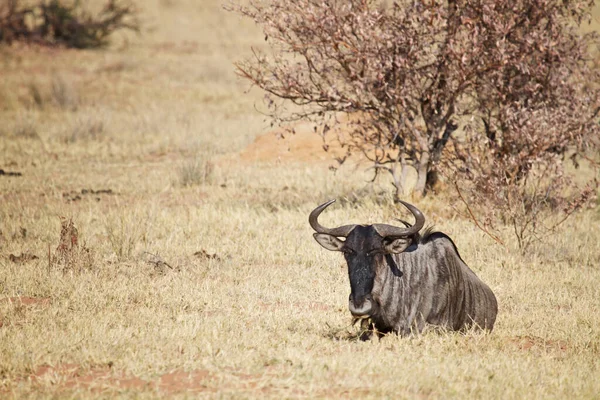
[52,217,94,272]
[445,102,600,253]
[0,0,139,49]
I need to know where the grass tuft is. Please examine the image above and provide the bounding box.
[68,115,106,143]
[12,113,40,139]
[51,74,80,111]
[178,156,215,187]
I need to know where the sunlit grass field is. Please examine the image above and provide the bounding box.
[1,0,600,398]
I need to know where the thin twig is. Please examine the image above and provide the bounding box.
[454,182,506,248]
[143,251,173,269]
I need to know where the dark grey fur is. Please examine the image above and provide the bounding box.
[368,230,497,335]
[310,201,498,336]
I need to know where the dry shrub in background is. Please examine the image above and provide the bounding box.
[231,0,600,200]
[52,217,94,272]
[445,4,600,251]
[0,0,139,48]
[448,103,599,252]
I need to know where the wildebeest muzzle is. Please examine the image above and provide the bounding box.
[349,293,374,318]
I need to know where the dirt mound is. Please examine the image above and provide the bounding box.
[239,122,347,164]
[236,119,424,192]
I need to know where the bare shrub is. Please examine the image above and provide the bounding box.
[447,104,599,252]
[0,0,139,48]
[231,0,600,199]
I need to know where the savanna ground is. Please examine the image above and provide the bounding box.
[1,0,600,398]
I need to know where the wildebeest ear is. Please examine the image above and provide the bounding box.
[313,233,345,252]
[384,237,411,254]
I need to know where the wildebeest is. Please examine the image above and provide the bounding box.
[309,199,497,336]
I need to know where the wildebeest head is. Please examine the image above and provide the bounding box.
[309,200,424,318]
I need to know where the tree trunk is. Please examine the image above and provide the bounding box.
[414,150,430,198]
[391,156,410,202]
[391,164,404,201]
[426,169,440,192]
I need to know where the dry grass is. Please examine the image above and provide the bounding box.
[0,1,599,398]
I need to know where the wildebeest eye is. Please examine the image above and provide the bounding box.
[342,247,355,255]
[366,249,383,257]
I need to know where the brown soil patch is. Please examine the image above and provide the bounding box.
[158,370,212,393]
[32,364,147,390]
[507,335,569,352]
[234,117,443,194]
[0,297,51,307]
[24,363,289,395]
[239,122,348,164]
[30,364,213,394]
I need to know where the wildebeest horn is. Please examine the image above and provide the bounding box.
[373,200,425,238]
[309,199,357,237]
